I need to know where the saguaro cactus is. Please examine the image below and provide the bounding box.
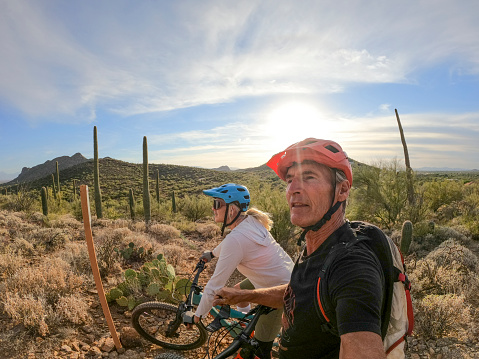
[156,169,160,203]
[171,191,177,213]
[400,220,413,255]
[93,126,103,218]
[51,174,57,200]
[72,179,77,201]
[55,161,60,195]
[41,187,48,216]
[143,136,151,222]
[129,188,136,220]
[395,109,414,206]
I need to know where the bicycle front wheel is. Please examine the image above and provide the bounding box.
[131,302,207,350]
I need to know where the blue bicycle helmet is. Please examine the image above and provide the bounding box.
[203,183,250,212]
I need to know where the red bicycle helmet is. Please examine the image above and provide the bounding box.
[266,138,353,185]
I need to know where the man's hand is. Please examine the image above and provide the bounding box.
[199,251,214,263]
[213,287,244,306]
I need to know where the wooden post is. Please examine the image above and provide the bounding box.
[80,185,122,350]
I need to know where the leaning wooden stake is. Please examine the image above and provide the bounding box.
[80,185,122,350]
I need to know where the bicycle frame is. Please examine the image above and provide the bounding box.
[180,260,254,338]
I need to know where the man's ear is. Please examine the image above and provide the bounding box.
[337,180,350,201]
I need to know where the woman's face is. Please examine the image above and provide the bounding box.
[212,198,227,223]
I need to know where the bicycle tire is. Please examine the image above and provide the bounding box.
[153,353,186,359]
[131,301,207,350]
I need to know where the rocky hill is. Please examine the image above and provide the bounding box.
[9,153,89,184]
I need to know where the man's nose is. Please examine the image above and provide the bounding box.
[286,177,303,195]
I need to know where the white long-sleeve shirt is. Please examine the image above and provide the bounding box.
[195,215,294,317]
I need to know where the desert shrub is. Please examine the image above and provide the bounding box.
[171,219,196,233]
[54,294,91,325]
[178,195,211,222]
[4,186,38,213]
[130,220,147,232]
[348,160,409,229]
[3,293,49,336]
[0,250,24,277]
[410,224,469,256]
[161,244,187,267]
[149,223,181,241]
[422,179,463,212]
[254,184,296,250]
[195,222,220,239]
[410,239,478,298]
[25,228,70,253]
[50,214,82,230]
[103,198,126,219]
[94,228,129,277]
[10,237,35,257]
[414,294,472,340]
[110,218,130,229]
[58,242,93,278]
[4,257,85,304]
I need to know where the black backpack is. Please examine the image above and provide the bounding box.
[314,221,414,357]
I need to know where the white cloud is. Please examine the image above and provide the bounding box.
[1,0,479,121]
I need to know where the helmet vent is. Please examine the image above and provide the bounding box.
[237,188,246,192]
[325,145,339,153]
[220,190,228,193]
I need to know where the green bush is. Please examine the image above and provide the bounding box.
[178,194,211,222]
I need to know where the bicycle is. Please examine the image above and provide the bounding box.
[131,259,279,358]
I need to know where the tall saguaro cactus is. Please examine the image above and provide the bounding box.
[143,136,151,222]
[93,126,103,218]
[395,109,414,206]
[55,161,61,196]
[51,174,57,200]
[41,187,48,216]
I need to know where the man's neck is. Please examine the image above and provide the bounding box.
[305,213,345,255]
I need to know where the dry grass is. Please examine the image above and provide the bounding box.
[149,223,182,241]
[1,208,479,358]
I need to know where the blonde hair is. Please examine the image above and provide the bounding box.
[244,207,273,231]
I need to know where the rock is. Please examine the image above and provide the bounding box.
[101,337,116,353]
[71,341,81,351]
[61,344,73,352]
[89,346,102,356]
[119,327,142,348]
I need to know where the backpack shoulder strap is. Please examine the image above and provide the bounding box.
[315,229,363,335]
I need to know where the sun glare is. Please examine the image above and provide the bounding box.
[264,102,334,150]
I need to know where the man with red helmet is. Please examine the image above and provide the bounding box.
[214,138,386,359]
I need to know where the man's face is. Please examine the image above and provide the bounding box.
[285,161,335,228]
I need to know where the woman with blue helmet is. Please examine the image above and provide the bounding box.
[193,183,294,359]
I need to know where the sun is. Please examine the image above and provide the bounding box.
[263,101,334,149]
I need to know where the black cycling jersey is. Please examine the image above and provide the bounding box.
[279,223,385,359]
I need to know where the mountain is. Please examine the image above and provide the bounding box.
[211,165,231,171]
[415,167,478,172]
[8,153,89,184]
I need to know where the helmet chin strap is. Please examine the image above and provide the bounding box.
[296,200,344,246]
[221,204,243,236]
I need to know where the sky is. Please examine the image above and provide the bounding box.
[1,0,479,181]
